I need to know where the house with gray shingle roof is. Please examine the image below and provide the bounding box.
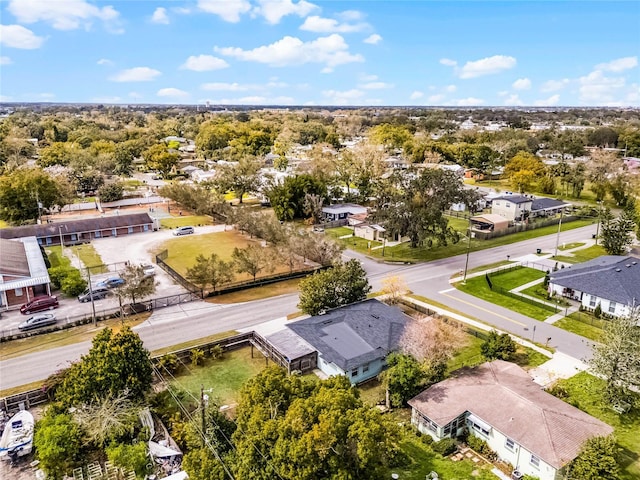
[548,255,640,317]
[286,299,409,384]
[408,361,613,480]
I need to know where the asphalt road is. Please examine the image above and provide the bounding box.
[0,223,599,390]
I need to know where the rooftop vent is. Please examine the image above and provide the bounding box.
[633,261,638,265]
[371,314,380,319]
[626,264,632,268]
[615,268,622,272]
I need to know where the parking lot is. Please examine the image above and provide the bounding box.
[0,225,225,333]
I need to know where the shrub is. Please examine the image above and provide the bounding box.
[60,269,87,296]
[98,182,125,203]
[190,348,205,367]
[156,354,180,374]
[432,437,457,456]
[209,344,224,360]
[420,434,434,446]
[547,383,569,399]
[594,303,602,319]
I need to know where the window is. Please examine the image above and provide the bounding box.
[468,415,491,437]
[71,234,77,241]
[505,438,515,451]
[143,224,149,231]
[95,231,101,238]
[15,288,23,297]
[112,228,117,236]
[530,455,540,468]
[38,238,43,245]
[505,202,511,208]
[128,226,134,234]
[589,295,596,307]
[362,364,369,373]
[46,237,52,245]
[351,367,359,377]
[609,301,616,313]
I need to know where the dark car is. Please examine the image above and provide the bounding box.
[96,276,125,289]
[18,313,57,331]
[20,295,59,315]
[77,286,109,303]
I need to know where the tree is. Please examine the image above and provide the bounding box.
[372,168,477,248]
[186,253,235,292]
[106,442,150,478]
[298,259,371,315]
[381,275,408,305]
[378,352,426,408]
[504,151,546,193]
[72,392,138,447]
[115,263,157,304]
[566,436,620,480]
[608,173,632,207]
[98,181,124,202]
[57,326,153,405]
[369,123,413,151]
[142,143,180,177]
[182,448,228,480]
[34,410,84,480]
[588,127,619,148]
[214,157,262,204]
[590,308,640,405]
[0,168,69,224]
[600,209,636,255]
[267,174,326,221]
[232,245,275,281]
[302,193,324,223]
[400,315,468,367]
[480,330,517,360]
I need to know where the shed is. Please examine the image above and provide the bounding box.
[470,214,509,233]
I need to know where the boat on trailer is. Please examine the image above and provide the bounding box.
[0,410,34,461]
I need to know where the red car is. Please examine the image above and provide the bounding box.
[20,295,59,315]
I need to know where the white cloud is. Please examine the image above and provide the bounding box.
[428,94,445,103]
[454,97,485,106]
[360,74,378,82]
[181,55,229,72]
[503,94,523,106]
[497,90,509,97]
[534,94,560,106]
[151,7,170,24]
[322,88,365,104]
[458,55,516,79]
[300,15,367,33]
[439,58,457,67]
[201,82,252,91]
[512,78,531,90]
[338,10,364,21]
[97,58,114,66]
[215,34,364,70]
[579,69,626,104]
[360,81,393,90]
[110,67,161,82]
[595,56,638,73]
[540,78,569,92]
[445,84,457,93]
[0,56,13,65]
[197,0,251,22]
[410,91,424,100]
[91,96,121,103]
[363,34,382,45]
[0,25,45,49]
[8,0,121,31]
[129,92,143,99]
[157,88,189,98]
[254,0,319,25]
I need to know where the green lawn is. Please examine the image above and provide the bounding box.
[559,242,585,250]
[462,260,515,276]
[552,244,607,264]
[551,372,640,480]
[45,246,71,268]
[349,219,594,263]
[521,283,571,307]
[169,347,268,406]
[160,215,214,229]
[324,226,354,238]
[456,268,557,321]
[552,311,605,342]
[74,243,108,273]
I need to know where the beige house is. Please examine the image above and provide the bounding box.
[470,214,509,233]
[408,361,612,480]
[354,223,385,241]
[491,195,533,222]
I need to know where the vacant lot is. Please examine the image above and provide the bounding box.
[160,215,214,229]
[552,244,606,264]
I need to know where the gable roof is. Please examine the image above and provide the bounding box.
[531,197,570,212]
[470,214,509,226]
[549,255,640,305]
[408,361,613,469]
[0,213,154,241]
[322,203,367,215]
[492,195,532,204]
[286,299,409,371]
[0,238,29,276]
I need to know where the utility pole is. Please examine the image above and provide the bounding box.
[58,226,64,248]
[200,384,206,447]
[594,201,602,245]
[462,214,473,283]
[554,209,564,258]
[87,267,96,326]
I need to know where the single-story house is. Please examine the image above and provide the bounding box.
[490,195,533,222]
[347,212,369,226]
[0,237,51,310]
[548,255,640,318]
[0,213,156,247]
[286,299,410,384]
[354,223,385,241]
[408,361,613,480]
[470,214,509,233]
[322,203,368,222]
[530,198,571,218]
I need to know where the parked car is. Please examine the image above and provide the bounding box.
[20,295,59,315]
[96,276,125,289]
[78,286,109,303]
[173,226,194,236]
[18,313,57,331]
[141,263,155,277]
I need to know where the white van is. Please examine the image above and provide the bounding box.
[173,226,195,236]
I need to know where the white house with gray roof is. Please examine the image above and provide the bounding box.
[548,255,640,317]
[409,361,613,480]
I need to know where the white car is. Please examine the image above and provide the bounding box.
[18,313,57,331]
[141,263,155,277]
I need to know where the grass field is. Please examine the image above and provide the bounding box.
[552,372,640,480]
[160,215,214,229]
[328,218,594,263]
[207,278,301,304]
[45,246,70,268]
[0,219,8,229]
[456,267,556,321]
[155,230,304,281]
[151,330,239,356]
[521,282,571,307]
[552,244,607,264]
[168,346,268,405]
[74,243,108,273]
[558,242,585,250]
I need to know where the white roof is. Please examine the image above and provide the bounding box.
[322,204,367,215]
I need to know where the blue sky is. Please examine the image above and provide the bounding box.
[1,0,638,106]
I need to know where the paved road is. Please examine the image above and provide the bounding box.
[0,223,599,390]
